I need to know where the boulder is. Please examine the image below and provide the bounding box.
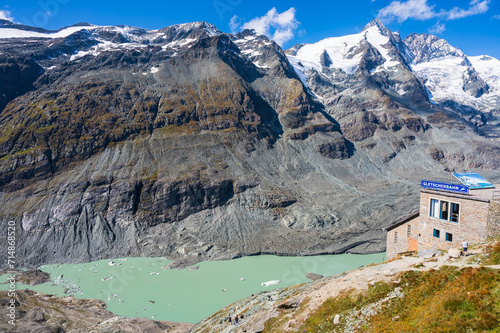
[448,248,461,258]
[417,249,440,259]
[305,273,324,281]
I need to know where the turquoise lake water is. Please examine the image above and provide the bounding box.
[0,253,385,323]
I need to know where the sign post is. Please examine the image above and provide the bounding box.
[421,180,469,194]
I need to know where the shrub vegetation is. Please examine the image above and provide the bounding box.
[299,265,500,332]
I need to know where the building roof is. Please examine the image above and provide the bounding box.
[421,184,500,203]
[382,212,420,231]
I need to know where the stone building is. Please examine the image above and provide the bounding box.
[384,183,500,260]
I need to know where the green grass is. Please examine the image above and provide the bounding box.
[295,265,500,333]
[483,242,500,265]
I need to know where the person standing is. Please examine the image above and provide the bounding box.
[461,239,469,256]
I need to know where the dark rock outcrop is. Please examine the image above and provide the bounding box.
[462,68,489,98]
[0,56,43,111]
[319,50,332,67]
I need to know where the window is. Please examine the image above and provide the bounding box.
[433,229,440,238]
[440,201,449,220]
[430,198,460,223]
[430,199,439,218]
[450,203,460,223]
[446,233,453,242]
[394,231,398,243]
[407,225,411,237]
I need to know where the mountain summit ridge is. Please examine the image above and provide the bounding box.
[286,20,500,137]
[362,18,393,37]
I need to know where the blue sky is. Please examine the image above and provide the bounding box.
[2,0,500,58]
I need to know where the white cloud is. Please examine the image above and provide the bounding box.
[447,0,490,20]
[428,22,445,34]
[229,15,240,34]
[493,14,500,19]
[378,0,490,23]
[0,9,14,22]
[241,7,299,46]
[272,28,295,46]
[378,0,437,23]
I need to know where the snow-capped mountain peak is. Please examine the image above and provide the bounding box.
[286,21,500,135]
[285,19,406,89]
[362,18,392,37]
[405,32,498,123]
[0,20,226,69]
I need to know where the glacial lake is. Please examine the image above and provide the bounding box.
[0,253,385,323]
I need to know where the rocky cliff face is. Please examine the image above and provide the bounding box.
[0,20,499,269]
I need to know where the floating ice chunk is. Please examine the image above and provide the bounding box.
[107,294,118,300]
[261,280,280,287]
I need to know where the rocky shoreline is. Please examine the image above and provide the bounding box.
[0,289,194,333]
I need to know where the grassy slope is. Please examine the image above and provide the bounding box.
[264,242,500,333]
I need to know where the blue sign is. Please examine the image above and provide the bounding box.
[453,172,495,189]
[421,180,469,194]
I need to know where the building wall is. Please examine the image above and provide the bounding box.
[487,201,500,239]
[418,191,490,251]
[386,217,419,260]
